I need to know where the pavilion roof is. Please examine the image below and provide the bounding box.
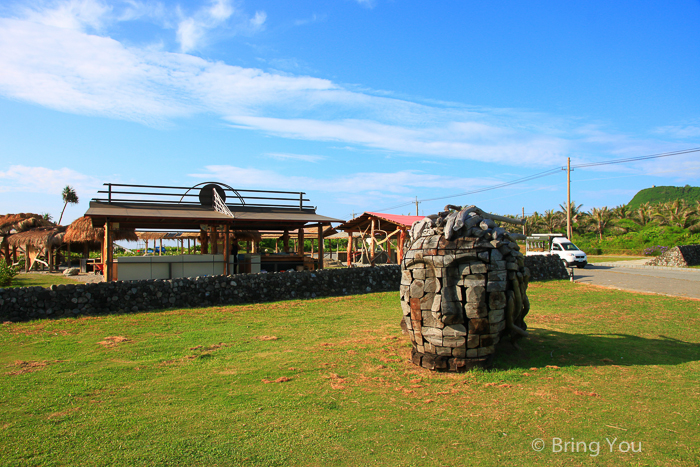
[337,212,423,232]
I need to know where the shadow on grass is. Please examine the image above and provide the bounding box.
[493,329,700,370]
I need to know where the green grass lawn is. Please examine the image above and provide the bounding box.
[586,256,646,264]
[1,282,698,466]
[8,273,85,288]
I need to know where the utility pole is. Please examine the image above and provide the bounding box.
[415,196,419,216]
[522,207,526,236]
[566,157,572,240]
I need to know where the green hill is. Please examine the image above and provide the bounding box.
[627,185,700,209]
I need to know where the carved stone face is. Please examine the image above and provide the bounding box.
[400,216,530,372]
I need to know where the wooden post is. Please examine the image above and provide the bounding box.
[370,217,376,267]
[283,230,290,253]
[2,242,9,264]
[145,239,148,255]
[187,238,191,254]
[159,239,163,256]
[317,223,324,270]
[386,234,392,264]
[66,242,71,268]
[567,157,572,240]
[398,229,406,264]
[275,239,279,253]
[223,225,230,275]
[103,220,112,282]
[211,226,219,255]
[346,233,353,267]
[200,228,208,254]
[297,228,304,256]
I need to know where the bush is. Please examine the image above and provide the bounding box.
[0,260,19,287]
[644,245,669,256]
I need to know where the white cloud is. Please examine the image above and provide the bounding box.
[249,10,266,29]
[176,17,204,52]
[0,9,692,174]
[294,13,324,26]
[654,124,700,139]
[0,165,102,195]
[355,0,376,9]
[226,116,569,165]
[266,153,326,163]
[190,165,499,195]
[208,0,233,21]
[20,0,111,31]
[175,0,265,52]
[176,0,234,52]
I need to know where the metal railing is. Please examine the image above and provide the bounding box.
[93,182,312,211]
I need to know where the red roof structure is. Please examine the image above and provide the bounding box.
[337,212,424,266]
[365,212,424,228]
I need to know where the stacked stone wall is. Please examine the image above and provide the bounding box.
[646,244,700,267]
[524,255,570,280]
[0,267,399,322]
[1,254,568,323]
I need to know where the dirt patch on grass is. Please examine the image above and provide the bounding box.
[47,407,81,419]
[98,336,129,347]
[324,372,348,390]
[255,336,279,341]
[262,376,291,384]
[2,322,72,337]
[7,360,63,376]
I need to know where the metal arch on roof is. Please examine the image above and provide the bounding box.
[178,181,246,206]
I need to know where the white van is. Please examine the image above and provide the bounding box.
[525,234,588,268]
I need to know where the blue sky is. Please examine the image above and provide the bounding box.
[0,0,699,225]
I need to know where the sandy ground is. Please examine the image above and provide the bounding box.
[17,271,105,284]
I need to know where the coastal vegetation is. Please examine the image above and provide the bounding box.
[524,198,700,255]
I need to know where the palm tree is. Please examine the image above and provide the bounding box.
[541,209,561,233]
[558,201,584,218]
[633,202,653,226]
[559,200,586,237]
[612,204,630,219]
[654,200,694,228]
[58,185,79,225]
[524,211,542,236]
[588,206,612,240]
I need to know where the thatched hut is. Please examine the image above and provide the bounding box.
[63,216,138,265]
[0,213,55,264]
[6,227,65,271]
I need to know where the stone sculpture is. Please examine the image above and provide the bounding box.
[400,205,530,371]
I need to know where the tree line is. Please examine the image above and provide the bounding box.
[523,199,700,240]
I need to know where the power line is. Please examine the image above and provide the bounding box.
[419,168,562,203]
[570,147,700,169]
[348,146,700,217]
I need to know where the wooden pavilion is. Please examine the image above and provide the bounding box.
[337,212,424,266]
[63,216,138,269]
[84,182,342,281]
[136,230,262,256]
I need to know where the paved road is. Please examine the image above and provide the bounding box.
[573,264,700,300]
